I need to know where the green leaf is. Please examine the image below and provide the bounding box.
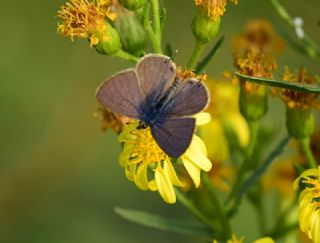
[195,36,225,74]
[235,72,320,93]
[114,207,211,238]
[237,136,290,199]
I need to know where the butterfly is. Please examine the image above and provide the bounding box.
[96,54,210,158]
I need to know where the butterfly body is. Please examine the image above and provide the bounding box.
[139,77,182,127]
[96,54,209,158]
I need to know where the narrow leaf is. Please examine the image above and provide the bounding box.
[114,207,211,238]
[238,136,290,199]
[235,73,320,93]
[195,36,225,74]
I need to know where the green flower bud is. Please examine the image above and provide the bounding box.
[286,108,314,139]
[114,11,147,56]
[191,10,220,43]
[239,86,268,121]
[120,0,146,11]
[93,22,122,55]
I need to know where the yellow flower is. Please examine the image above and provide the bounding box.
[195,0,238,21]
[294,167,320,243]
[213,235,274,243]
[233,20,284,120]
[277,67,320,110]
[118,118,212,204]
[94,106,133,134]
[57,0,116,46]
[201,81,249,160]
[233,20,284,92]
[199,81,248,192]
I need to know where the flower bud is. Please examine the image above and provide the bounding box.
[286,107,314,139]
[191,10,220,43]
[93,22,122,55]
[239,85,268,121]
[114,10,147,56]
[120,0,146,11]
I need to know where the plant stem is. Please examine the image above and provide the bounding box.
[151,0,162,51]
[227,121,258,202]
[299,138,317,168]
[269,0,320,61]
[143,1,162,53]
[175,189,218,234]
[187,41,206,70]
[201,173,231,239]
[114,49,139,63]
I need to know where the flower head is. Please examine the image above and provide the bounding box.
[57,0,116,46]
[94,106,133,133]
[213,235,274,243]
[195,0,238,21]
[118,120,212,204]
[233,20,284,92]
[276,67,320,110]
[233,20,283,120]
[294,167,320,243]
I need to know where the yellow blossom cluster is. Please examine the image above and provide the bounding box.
[277,67,320,110]
[57,0,116,45]
[118,120,212,203]
[195,0,238,20]
[294,168,320,243]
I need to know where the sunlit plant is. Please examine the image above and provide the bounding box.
[57,0,320,242]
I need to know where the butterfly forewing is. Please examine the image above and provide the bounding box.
[151,118,196,158]
[96,69,142,119]
[137,55,176,103]
[163,79,209,118]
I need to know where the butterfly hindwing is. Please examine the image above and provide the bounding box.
[163,79,209,118]
[151,117,196,158]
[96,69,142,119]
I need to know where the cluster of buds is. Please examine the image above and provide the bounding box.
[192,0,238,43]
[233,20,284,121]
[276,67,319,139]
[57,0,147,57]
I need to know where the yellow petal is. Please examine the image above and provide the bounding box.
[119,144,134,167]
[155,167,176,204]
[125,163,136,181]
[194,112,211,126]
[200,118,229,161]
[310,209,320,243]
[164,159,184,187]
[184,135,212,171]
[118,123,138,142]
[148,180,157,191]
[182,157,201,187]
[253,237,275,243]
[134,163,149,190]
[294,168,319,190]
[224,113,249,147]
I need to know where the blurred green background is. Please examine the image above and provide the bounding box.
[1,0,319,242]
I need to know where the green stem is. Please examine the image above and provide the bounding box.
[201,173,231,239]
[175,189,219,234]
[226,120,259,216]
[113,49,139,63]
[143,2,162,53]
[269,0,320,61]
[187,41,206,70]
[227,121,258,200]
[299,138,317,168]
[151,0,162,52]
